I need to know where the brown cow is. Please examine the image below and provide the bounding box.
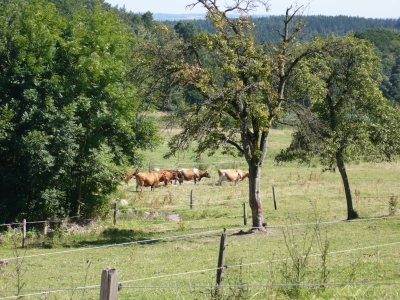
[177,168,211,185]
[134,170,165,192]
[153,168,179,186]
[120,169,137,185]
[217,169,249,186]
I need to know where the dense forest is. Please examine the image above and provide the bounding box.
[1,0,400,223]
[182,15,400,43]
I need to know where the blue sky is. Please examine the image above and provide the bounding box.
[105,0,400,19]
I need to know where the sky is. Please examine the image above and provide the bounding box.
[104,0,400,19]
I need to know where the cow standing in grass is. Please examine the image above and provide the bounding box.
[134,170,165,192]
[176,168,211,185]
[217,169,249,186]
[153,169,180,186]
[120,169,137,185]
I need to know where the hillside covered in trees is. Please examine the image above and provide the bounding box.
[181,15,400,43]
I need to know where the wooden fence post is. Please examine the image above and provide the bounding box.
[113,203,118,226]
[43,221,48,236]
[190,190,193,209]
[22,219,26,248]
[243,203,247,225]
[100,267,119,300]
[272,186,277,210]
[216,229,227,287]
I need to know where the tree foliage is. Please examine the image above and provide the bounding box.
[277,34,400,219]
[0,0,160,222]
[161,1,333,229]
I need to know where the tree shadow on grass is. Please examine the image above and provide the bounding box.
[52,228,165,249]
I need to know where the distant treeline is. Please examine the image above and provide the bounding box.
[165,15,400,43]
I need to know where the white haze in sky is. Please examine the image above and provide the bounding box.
[105,0,400,19]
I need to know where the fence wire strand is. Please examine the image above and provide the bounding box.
[119,281,400,289]
[2,215,400,261]
[118,240,400,284]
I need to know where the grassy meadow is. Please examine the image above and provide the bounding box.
[0,124,400,299]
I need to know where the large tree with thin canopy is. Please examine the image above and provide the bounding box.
[163,0,329,230]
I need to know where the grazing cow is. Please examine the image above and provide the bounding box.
[177,168,211,185]
[217,169,249,186]
[153,168,180,186]
[134,170,165,192]
[120,169,137,185]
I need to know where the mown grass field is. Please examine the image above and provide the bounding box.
[0,125,399,299]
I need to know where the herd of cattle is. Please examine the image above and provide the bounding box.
[122,168,249,191]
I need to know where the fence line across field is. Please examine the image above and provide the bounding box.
[117,281,400,290]
[1,185,395,228]
[0,216,92,228]
[2,216,399,262]
[117,239,400,285]
[111,213,400,238]
[3,239,399,299]
[0,192,395,229]
[115,239,400,290]
[111,213,400,233]
[4,213,400,253]
[1,229,224,261]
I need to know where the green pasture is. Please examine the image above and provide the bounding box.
[0,128,400,299]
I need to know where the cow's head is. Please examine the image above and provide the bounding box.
[202,170,211,178]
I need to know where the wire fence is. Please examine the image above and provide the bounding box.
[1,214,400,262]
[117,281,400,289]
[0,190,396,229]
[1,238,399,299]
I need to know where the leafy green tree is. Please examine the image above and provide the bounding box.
[277,34,400,220]
[0,0,70,221]
[162,1,331,230]
[0,0,159,222]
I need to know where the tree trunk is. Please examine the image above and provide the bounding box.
[336,151,358,220]
[248,164,266,230]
